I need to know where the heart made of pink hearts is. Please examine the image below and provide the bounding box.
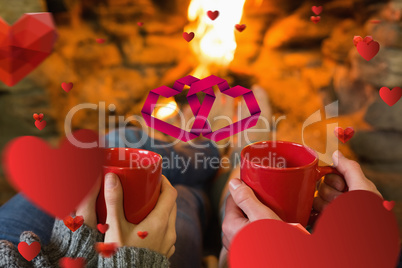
[229,191,400,268]
[59,257,86,268]
[0,13,57,87]
[18,241,41,261]
[357,40,380,61]
[141,75,261,142]
[379,87,402,106]
[2,129,104,219]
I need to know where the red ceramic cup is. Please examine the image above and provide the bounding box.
[241,141,342,226]
[96,148,162,224]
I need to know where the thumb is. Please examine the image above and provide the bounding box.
[332,150,371,191]
[228,178,281,222]
[104,173,125,227]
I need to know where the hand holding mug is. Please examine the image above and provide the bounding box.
[313,150,382,212]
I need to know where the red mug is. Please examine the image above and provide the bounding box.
[96,148,162,224]
[241,141,341,226]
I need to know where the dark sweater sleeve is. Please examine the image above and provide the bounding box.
[98,246,169,268]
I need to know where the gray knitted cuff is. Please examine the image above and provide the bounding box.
[98,247,169,268]
[45,219,103,266]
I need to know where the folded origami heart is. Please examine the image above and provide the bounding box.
[0,13,58,86]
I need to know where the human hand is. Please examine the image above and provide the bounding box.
[313,150,382,212]
[103,173,177,258]
[222,178,281,250]
[75,177,101,229]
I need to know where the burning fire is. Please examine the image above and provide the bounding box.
[186,0,246,78]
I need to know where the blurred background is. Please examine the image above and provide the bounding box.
[0,0,401,240]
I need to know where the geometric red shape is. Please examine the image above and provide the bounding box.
[0,13,58,86]
[18,241,41,261]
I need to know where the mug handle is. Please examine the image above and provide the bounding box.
[309,166,347,227]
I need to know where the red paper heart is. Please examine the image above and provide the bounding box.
[353,36,373,47]
[96,38,105,44]
[311,6,323,15]
[235,24,246,32]
[63,215,84,232]
[137,231,148,239]
[59,257,86,268]
[3,129,104,219]
[61,82,73,92]
[356,40,380,61]
[97,223,109,234]
[0,13,57,87]
[95,242,118,258]
[35,120,47,130]
[310,16,320,24]
[18,241,41,261]
[229,191,400,268]
[207,10,219,20]
[379,87,402,106]
[183,32,195,42]
[383,200,395,211]
[33,113,44,122]
[334,127,354,143]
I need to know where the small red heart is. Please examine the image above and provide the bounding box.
[95,242,118,258]
[311,6,323,15]
[18,241,41,261]
[383,200,395,211]
[356,40,380,61]
[310,16,320,24]
[207,10,219,20]
[370,19,381,24]
[97,223,109,234]
[137,231,148,239]
[379,87,402,106]
[59,257,86,268]
[183,32,195,42]
[235,24,246,32]
[353,36,373,47]
[61,82,73,92]
[33,113,44,122]
[137,22,144,26]
[35,120,47,130]
[96,38,105,44]
[63,215,84,232]
[334,127,355,143]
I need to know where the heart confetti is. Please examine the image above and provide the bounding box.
[97,223,109,234]
[229,191,400,268]
[207,10,219,20]
[137,231,148,239]
[311,6,323,15]
[334,127,355,143]
[3,129,104,219]
[63,215,84,232]
[35,120,47,130]
[59,257,86,268]
[33,113,44,122]
[0,13,58,87]
[18,241,41,261]
[353,36,373,47]
[137,22,144,26]
[379,87,402,106]
[356,40,380,61]
[235,24,246,32]
[383,200,395,211]
[183,32,195,42]
[61,82,73,92]
[310,16,320,24]
[96,39,105,44]
[95,243,118,258]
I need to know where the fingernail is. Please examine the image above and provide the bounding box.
[229,178,242,190]
[105,173,117,189]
